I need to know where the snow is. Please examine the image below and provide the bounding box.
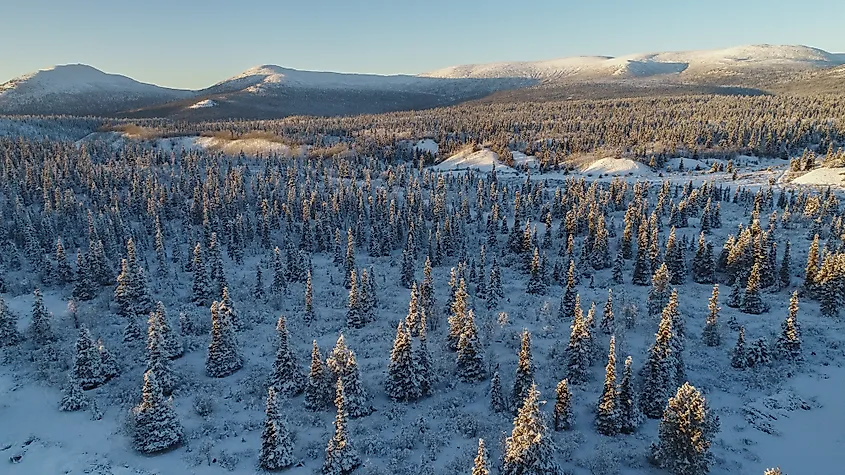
[581,157,654,176]
[189,99,217,109]
[791,167,845,187]
[413,139,439,155]
[433,148,514,174]
[421,44,845,80]
[512,151,539,169]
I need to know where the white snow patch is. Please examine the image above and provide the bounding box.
[189,99,217,109]
[512,151,539,169]
[791,167,845,186]
[413,139,439,154]
[581,157,654,176]
[433,148,515,174]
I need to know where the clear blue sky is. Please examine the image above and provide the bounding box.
[3,0,843,89]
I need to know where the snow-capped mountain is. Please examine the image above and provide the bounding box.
[0,64,192,116]
[422,44,845,83]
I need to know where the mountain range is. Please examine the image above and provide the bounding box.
[1,44,842,119]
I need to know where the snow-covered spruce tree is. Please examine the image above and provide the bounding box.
[553,379,573,431]
[600,288,614,334]
[0,295,21,347]
[746,338,771,368]
[512,329,535,404]
[346,269,366,329]
[559,260,577,319]
[220,286,239,331]
[447,277,470,350]
[702,285,721,347]
[472,438,491,475]
[342,228,356,290]
[779,241,791,288]
[414,318,432,398]
[259,386,294,471]
[803,234,820,298]
[775,291,801,361]
[132,370,182,454]
[664,227,685,284]
[502,384,560,475]
[59,373,87,412]
[420,256,437,326]
[327,336,372,418]
[73,328,103,390]
[726,279,742,309]
[740,262,768,314]
[272,247,286,295]
[73,251,96,302]
[618,355,642,434]
[97,338,119,381]
[305,340,332,411]
[731,327,748,369]
[651,382,719,475]
[566,295,590,385]
[153,301,183,359]
[612,248,625,284]
[253,265,265,301]
[271,315,305,397]
[322,379,360,475]
[596,335,620,435]
[29,288,53,345]
[146,310,176,395]
[692,233,715,284]
[457,310,486,382]
[386,321,419,401]
[114,258,133,316]
[591,214,611,269]
[304,269,315,325]
[526,247,546,294]
[490,370,508,413]
[206,301,242,378]
[640,306,677,419]
[647,263,672,317]
[404,283,422,337]
[192,243,213,306]
[632,228,652,286]
[132,266,154,316]
[56,239,74,284]
[123,315,144,343]
[400,247,415,289]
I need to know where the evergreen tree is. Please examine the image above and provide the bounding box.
[664,228,686,284]
[803,234,820,297]
[526,247,546,294]
[472,438,491,475]
[343,228,356,289]
[566,295,590,385]
[779,241,791,288]
[746,338,771,368]
[192,243,213,306]
[640,308,677,418]
[595,335,620,435]
[692,233,715,284]
[415,319,432,397]
[59,373,87,412]
[153,301,183,359]
[651,382,719,475]
[0,296,21,347]
[447,278,469,350]
[612,248,625,284]
[726,279,742,309]
[502,384,560,475]
[490,371,508,413]
[456,310,486,382]
[648,263,672,317]
[488,258,503,310]
[600,288,615,334]
[740,262,768,314]
[386,321,419,401]
[327,336,372,418]
[304,270,315,325]
[305,341,332,411]
[272,246,286,295]
[553,379,573,431]
[132,370,182,454]
[219,286,239,331]
[56,239,74,284]
[29,288,53,345]
[206,301,242,378]
[97,338,119,381]
[253,265,266,301]
[73,251,96,302]
[346,269,365,329]
[322,379,361,475]
[146,310,175,396]
[775,291,801,361]
[559,260,577,320]
[259,386,294,471]
[618,355,642,434]
[702,285,721,347]
[731,327,748,369]
[271,315,305,396]
[73,328,103,390]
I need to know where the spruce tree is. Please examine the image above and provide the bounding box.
[305,340,332,411]
[272,246,286,295]
[600,288,615,334]
[447,278,469,350]
[612,248,625,284]
[153,301,183,359]
[456,310,486,382]
[415,319,432,397]
[775,291,801,361]
[726,279,742,308]
[512,329,535,404]
[59,373,87,412]
[346,269,365,329]
[702,285,721,347]
[206,301,242,378]
[741,262,768,314]
[472,438,491,475]
[490,371,508,413]
[253,265,265,301]
[259,386,294,471]
[731,327,748,369]
[271,315,305,396]
[502,384,560,475]
[73,251,96,301]
[647,263,672,317]
[73,328,103,390]
[304,270,315,325]
[618,356,642,434]
[664,227,685,284]
[29,288,53,345]
[651,382,719,475]
[553,379,573,431]
[559,260,577,319]
[132,370,182,454]
[386,321,419,401]
[56,239,74,284]
[192,243,212,306]
[803,234,820,297]
[97,338,119,381]
[779,241,791,288]
[327,336,372,418]
[640,308,677,418]
[0,295,21,347]
[322,379,361,475]
[566,295,590,385]
[147,310,175,395]
[596,335,620,435]
[692,233,715,284]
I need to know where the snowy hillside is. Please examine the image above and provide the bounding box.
[0,65,192,115]
[421,44,845,82]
